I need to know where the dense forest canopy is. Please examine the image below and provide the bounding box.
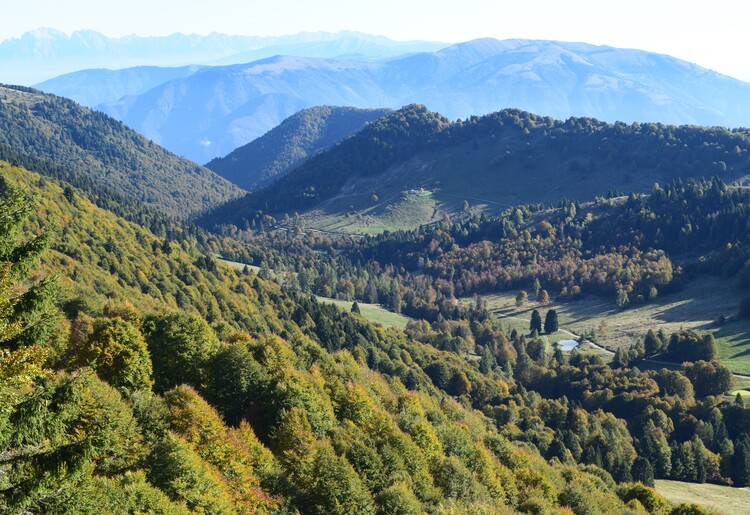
[4,147,741,513]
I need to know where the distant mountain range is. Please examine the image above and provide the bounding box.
[1,29,446,85]
[0,84,241,217]
[34,65,206,107]
[205,106,392,191]
[58,38,750,163]
[199,104,750,231]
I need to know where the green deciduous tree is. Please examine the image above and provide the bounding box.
[666,330,718,363]
[374,482,422,515]
[616,288,630,308]
[683,360,733,397]
[143,311,221,392]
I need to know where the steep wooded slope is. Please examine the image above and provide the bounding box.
[0,84,242,217]
[206,106,392,190]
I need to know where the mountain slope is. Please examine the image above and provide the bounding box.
[0,84,242,217]
[206,106,392,190]
[34,65,206,107]
[97,38,750,162]
[199,104,750,231]
[100,56,389,162]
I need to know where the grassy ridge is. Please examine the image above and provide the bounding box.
[201,105,750,232]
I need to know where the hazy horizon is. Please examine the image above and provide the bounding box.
[3,0,750,82]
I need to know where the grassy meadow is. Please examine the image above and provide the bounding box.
[306,190,441,235]
[471,276,750,373]
[315,296,413,329]
[654,480,749,514]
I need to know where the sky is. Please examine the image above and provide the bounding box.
[4,0,750,81]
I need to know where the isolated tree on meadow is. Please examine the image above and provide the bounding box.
[530,309,543,334]
[515,291,528,308]
[616,288,630,308]
[544,310,559,334]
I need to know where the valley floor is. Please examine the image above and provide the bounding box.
[471,276,750,374]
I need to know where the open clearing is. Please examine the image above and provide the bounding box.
[654,480,749,514]
[306,190,442,235]
[217,258,411,330]
[474,276,750,373]
[216,256,261,273]
[315,296,412,329]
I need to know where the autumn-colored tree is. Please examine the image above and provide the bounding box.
[73,317,154,394]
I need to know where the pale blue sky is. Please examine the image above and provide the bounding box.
[5,0,750,81]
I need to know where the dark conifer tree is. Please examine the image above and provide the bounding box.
[530,309,543,334]
[731,434,750,487]
[544,310,559,334]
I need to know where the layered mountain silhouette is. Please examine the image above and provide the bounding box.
[83,38,750,163]
[34,65,206,107]
[3,29,444,85]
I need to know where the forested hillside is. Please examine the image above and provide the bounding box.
[202,172,750,495]
[2,161,711,513]
[201,105,750,230]
[206,106,392,191]
[0,84,242,217]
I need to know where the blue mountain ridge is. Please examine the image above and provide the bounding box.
[42,38,750,163]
